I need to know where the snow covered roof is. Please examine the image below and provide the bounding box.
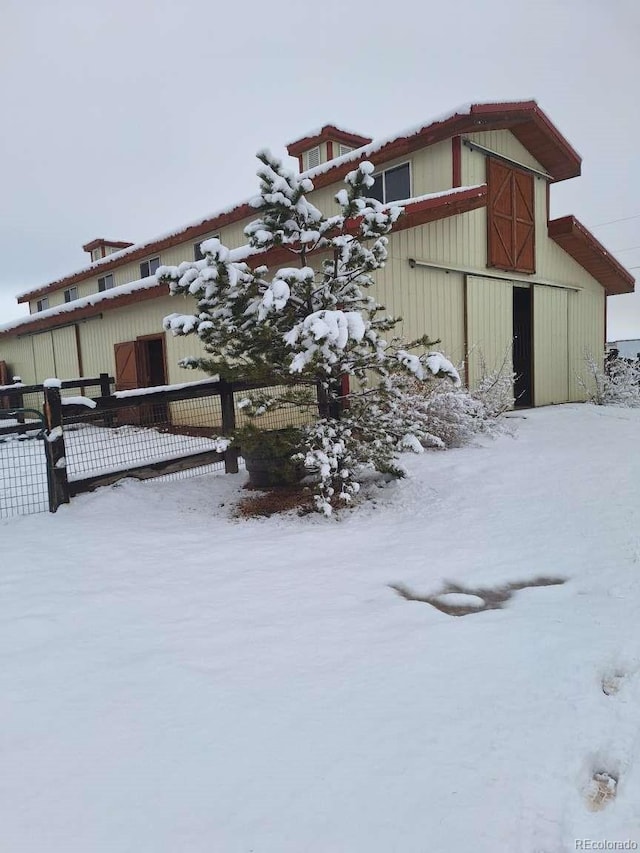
[286,125,373,157]
[1,186,487,338]
[17,100,582,304]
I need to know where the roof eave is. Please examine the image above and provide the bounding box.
[548,215,635,295]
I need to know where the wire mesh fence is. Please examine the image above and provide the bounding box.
[63,394,227,482]
[0,415,48,519]
[0,374,321,517]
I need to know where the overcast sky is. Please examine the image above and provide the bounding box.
[2,0,639,340]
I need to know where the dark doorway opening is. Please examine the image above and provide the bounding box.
[513,286,533,407]
[137,335,168,424]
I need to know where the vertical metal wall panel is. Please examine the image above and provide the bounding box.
[410,141,452,195]
[76,296,211,386]
[568,289,604,400]
[32,333,56,381]
[373,244,465,364]
[466,276,513,389]
[533,286,569,405]
[461,129,546,186]
[0,336,38,385]
[50,326,80,381]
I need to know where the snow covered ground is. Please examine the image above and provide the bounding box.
[0,423,226,517]
[2,404,640,852]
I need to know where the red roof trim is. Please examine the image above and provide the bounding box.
[287,125,372,157]
[3,188,487,338]
[548,215,635,295]
[81,238,134,253]
[19,101,581,303]
[18,203,255,303]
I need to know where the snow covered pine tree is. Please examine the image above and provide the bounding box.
[158,151,459,515]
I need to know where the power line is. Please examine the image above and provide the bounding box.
[591,213,640,228]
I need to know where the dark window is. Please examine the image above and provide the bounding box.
[140,257,160,278]
[36,297,49,312]
[64,286,78,303]
[98,274,114,292]
[368,163,410,204]
[370,174,384,203]
[383,163,410,202]
[194,237,219,261]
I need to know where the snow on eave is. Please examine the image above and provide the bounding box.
[1,275,161,335]
[16,100,524,302]
[15,197,252,302]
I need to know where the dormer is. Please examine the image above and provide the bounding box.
[287,125,372,172]
[82,238,134,263]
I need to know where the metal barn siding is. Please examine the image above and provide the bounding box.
[374,249,466,364]
[0,335,38,385]
[31,333,55,381]
[461,129,546,185]
[76,296,208,386]
[568,288,605,400]
[465,276,513,389]
[532,286,570,405]
[50,326,80,381]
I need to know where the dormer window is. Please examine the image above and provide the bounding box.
[369,163,411,204]
[287,125,372,173]
[83,238,134,262]
[140,257,160,278]
[36,297,49,312]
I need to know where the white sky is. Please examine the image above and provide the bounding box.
[1,0,639,340]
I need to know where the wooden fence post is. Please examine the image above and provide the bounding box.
[43,382,70,512]
[12,378,25,424]
[99,372,115,427]
[219,379,239,474]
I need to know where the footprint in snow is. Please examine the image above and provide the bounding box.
[602,670,627,696]
[586,771,618,811]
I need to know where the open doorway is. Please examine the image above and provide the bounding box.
[512,286,533,407]
[114,334,169,425]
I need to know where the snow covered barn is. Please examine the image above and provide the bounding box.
[0,100,634,406]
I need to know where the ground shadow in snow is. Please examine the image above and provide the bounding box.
[389,576,566,616]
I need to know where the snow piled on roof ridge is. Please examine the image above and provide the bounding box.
[17,99,514,301]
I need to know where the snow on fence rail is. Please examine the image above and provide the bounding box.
[1,374,317,517]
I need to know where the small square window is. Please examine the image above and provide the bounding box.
[36,297,49,312]
[64,286,79,303]
[140,257,160,278]
[98,274,114,292]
